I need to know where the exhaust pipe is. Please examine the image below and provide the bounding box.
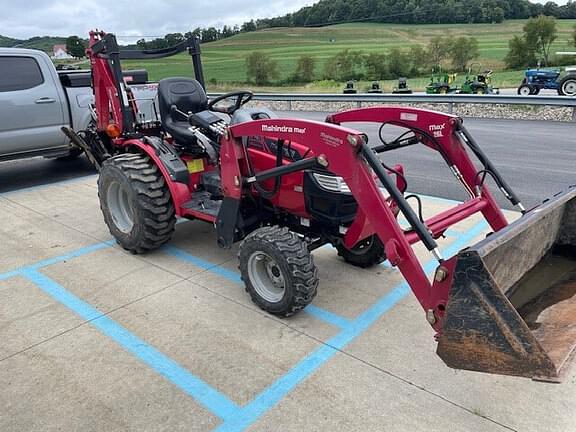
[437,186,576,381]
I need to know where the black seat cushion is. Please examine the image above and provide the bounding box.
[158,77,208,150]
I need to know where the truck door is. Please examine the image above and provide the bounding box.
[0,54,66,156]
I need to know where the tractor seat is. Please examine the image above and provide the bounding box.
[158,77,208,153]
[230,107,278,125]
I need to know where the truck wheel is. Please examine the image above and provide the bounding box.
[517,85,533,96]
[559,77,576,96]
[98,153,176,254]
[336,235,386,268]
[239,226,318,317]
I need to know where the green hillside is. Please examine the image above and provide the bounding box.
[0,35,68,52]
[122,20,576,89]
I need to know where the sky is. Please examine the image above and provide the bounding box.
[0,0,570,41]
[1,0,314,41]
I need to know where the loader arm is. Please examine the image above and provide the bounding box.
[223,113,576,381]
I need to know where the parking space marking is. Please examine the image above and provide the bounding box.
[0,241,113,282]
[21,268,240,421]
[215,219,489,431]
[163,245,242,283]
[2,179,497,431]
[305,305,351,329]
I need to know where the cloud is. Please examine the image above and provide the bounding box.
[0,0,314,40]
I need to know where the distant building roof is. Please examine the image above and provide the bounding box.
[53,44,67,54]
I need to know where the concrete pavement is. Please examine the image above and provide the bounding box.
[1,176,575,431]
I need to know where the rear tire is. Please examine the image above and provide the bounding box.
[98,153,176,254]
[239,226,318,317]
[558,76,576,96]
[336,235,386,268]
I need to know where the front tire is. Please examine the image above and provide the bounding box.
[98,153,176,254]
[239,226,318,317]
[336,235,386,268]
[517,84,533,96]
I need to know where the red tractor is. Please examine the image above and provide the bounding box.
[64,31,576,381]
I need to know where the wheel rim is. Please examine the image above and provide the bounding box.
[520,87,531,96]
[107,181,134,234]
[563,80,576,96]
[248,252,286,303]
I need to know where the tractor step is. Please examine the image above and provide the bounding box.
[182,191,222,219]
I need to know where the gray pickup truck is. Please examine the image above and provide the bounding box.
[0,48,155,163]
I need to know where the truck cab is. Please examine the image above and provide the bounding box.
[0,48,93,161]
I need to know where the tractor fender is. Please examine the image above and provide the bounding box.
[122,138,191,216]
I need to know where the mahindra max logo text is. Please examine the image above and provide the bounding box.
[261,125,307,134]
[429,123,446,138]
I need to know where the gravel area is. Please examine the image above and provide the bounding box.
[250,100,575,122]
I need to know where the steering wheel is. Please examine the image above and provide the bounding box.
[208,91,253,115]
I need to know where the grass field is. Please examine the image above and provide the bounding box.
[121,20,576,92]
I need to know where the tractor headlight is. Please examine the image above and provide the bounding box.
[312,173,351,193]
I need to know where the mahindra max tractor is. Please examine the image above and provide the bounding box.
[64,31,576,382]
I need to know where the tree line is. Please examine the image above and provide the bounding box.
[244,16,576,86]
[254,0,576,28]
[244,36,481,85]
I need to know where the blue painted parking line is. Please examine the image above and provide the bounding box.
[215,219,488,431]
[163,245,242,283]
[0,241,113,282]
[22,268,240,421]
[305,305,351,329]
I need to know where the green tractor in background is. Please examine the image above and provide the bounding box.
[459,64,499,95]
[426,66,458,94]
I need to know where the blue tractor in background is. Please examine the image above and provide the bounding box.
[517,66,576,96]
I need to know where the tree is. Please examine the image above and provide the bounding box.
[241,20,257,32]
[448,36,479,71]
[387,48,410,78]
[292,55,316,82]
[201,27,220,43]
[363,52,387,80]
[523,15,557,66]
[66,36,85,59]
[164,33,184,46]
[407,45,427,75]
[504,35,536,69]
[324,49,364,81]
[245,52,278,85]
[426,36,449,66]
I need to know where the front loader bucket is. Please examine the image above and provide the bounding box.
[437,187,576,381]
